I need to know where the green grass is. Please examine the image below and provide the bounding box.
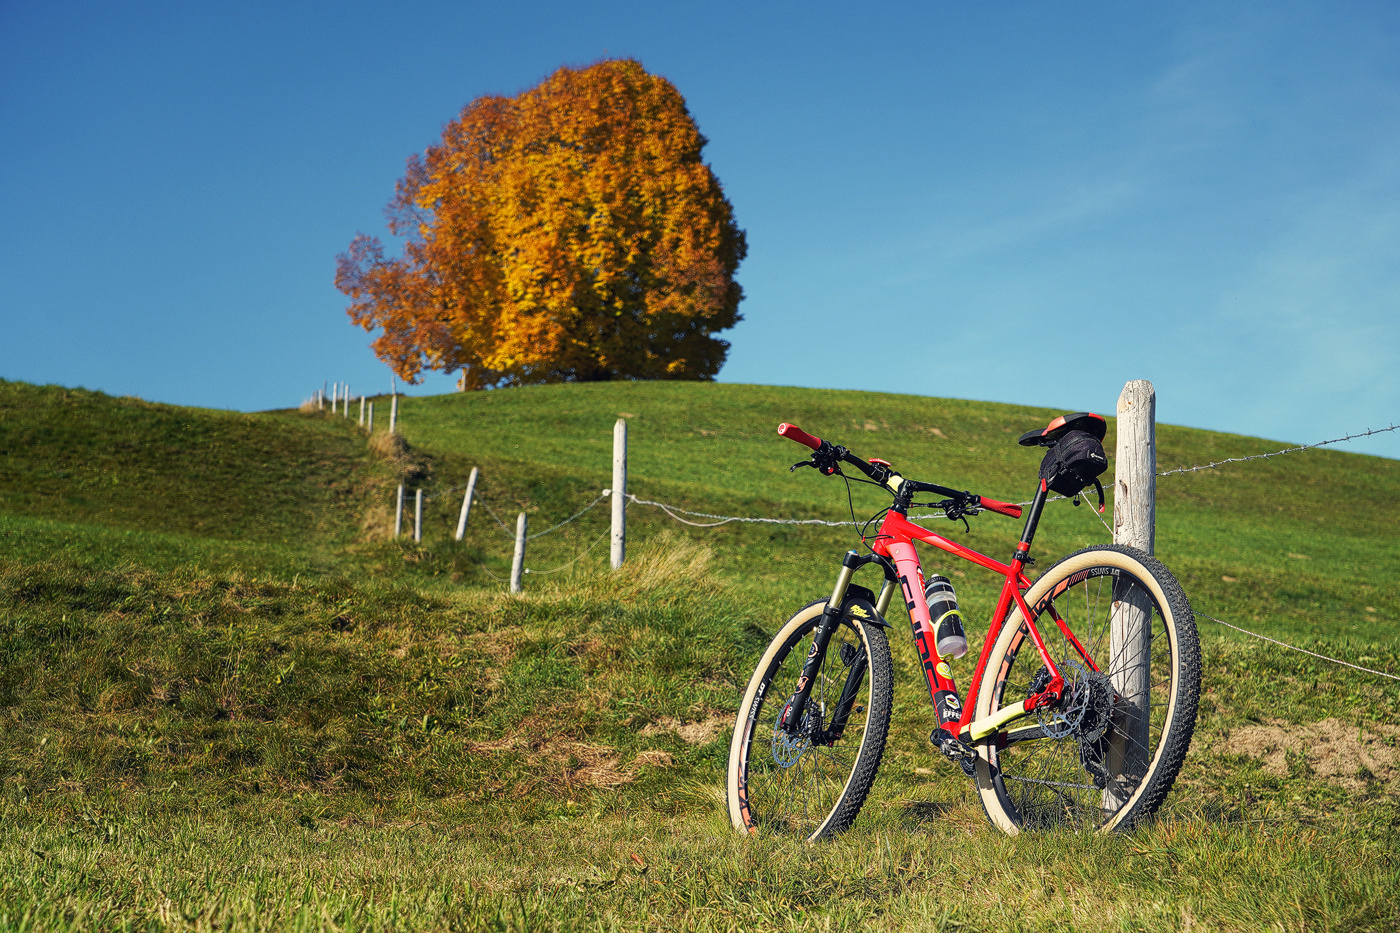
[1,377,1398,931]
[395,381,1400,643]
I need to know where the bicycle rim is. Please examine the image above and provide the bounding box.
[729,603,892,840]
[975,546,1198,833]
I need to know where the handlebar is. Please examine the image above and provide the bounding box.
[777,422,822,451]
[978,496,1023,519]
[777,421,1023,520]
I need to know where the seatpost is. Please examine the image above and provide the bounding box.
[780,550,862,733]
[1011,480,1050,567]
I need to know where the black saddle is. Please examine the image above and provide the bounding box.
[1017,412,1107,448]
[1018,412,1109,506]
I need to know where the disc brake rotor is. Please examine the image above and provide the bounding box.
[771,703,819,768]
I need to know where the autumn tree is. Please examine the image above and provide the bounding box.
[336,59,747,388]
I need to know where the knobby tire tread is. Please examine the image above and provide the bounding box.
[726,601,895,841]
[975,545,1200,833]
[821,621,894,838]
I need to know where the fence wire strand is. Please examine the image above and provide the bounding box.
[625,495,862,528]
[1195,611,1400,683]
[473,497,518,538]
[1158,423,1398,477]
[527,492,608,540]
[525,528,612,576]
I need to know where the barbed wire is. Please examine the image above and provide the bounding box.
[1158,423,1398,477]
[1195,610,1400,683]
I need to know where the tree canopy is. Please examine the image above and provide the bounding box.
[336,59,747,388]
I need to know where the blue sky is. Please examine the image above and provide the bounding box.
[2,1,1398,458]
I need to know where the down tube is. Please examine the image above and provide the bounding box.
[884,541,963,728]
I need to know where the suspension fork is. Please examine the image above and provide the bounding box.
[779,551,863,734]
[823,570,900,742]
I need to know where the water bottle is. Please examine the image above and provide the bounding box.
[924,574,968,659]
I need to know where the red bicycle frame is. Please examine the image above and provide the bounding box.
[871,491,1073,745]
[774,420,1103,750]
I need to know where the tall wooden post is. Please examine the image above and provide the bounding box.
[394,484,405,538]
[1106,379,1155,810]
[414,488,423,543]
[610,419,627,569]
[359,395,365,427]
[389,394,398,433]
[343,385,351,418]
[455,467,479,541]
[367,401,374,433]
[510,512,528,593]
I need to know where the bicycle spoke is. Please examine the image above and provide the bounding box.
[987,564,1180,830]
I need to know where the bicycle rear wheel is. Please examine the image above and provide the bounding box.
[973,545,1200,833]
[727,599,893,841]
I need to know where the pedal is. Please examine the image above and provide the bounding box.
[930,727,977,778]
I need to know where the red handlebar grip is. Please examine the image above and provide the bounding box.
[777,422,823,451]
[980,497,1023,519]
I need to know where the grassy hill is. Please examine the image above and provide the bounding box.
[394,380,1400,643]
[1,377,1398,931]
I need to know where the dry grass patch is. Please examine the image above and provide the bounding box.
[639,714,731,746]
[1221,718,1400,790]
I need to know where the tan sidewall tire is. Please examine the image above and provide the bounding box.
[726,600,892,841]
[972,546,1192,835]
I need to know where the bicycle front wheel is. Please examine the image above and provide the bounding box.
[727,599,894,841]
[973,545,1200,834]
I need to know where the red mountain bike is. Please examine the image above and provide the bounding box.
[726,414,1200,838]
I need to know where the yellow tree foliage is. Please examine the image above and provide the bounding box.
[336,59,747,388]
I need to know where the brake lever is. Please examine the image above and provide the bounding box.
[938,495,976,533]
[790,460,814,473]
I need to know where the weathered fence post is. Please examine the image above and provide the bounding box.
[317,388,324,411]
[610,419,627,569]
[414,488,423,543]
[390,394,398,434]
[1106,379,1156,810]
[455,467,479,541]
[332,382,339,415]
[359,395,365,427]
[367,401,374,433]
[510,512,528,593]
[343,385,351,418]
[394,484,405,538]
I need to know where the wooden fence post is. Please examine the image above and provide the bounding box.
[455,467,479,541]
[332,382,339,415]
[367,401,374,433]
[343,385,351,418]
[394,484,405,538]
[359,395,365,427]
[1106,379,1155,810]
[317,388,323,411]
[611,418,627,569]
[414,488,423,543]
[390,394,398,434]
[510,512,528,593]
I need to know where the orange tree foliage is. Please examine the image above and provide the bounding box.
[336,59,747,388]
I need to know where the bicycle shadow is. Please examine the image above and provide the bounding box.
[888,800,959,828]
